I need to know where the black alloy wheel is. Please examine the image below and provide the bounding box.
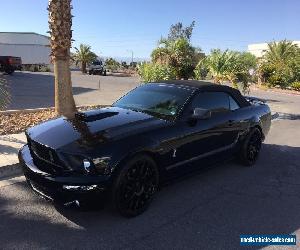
[240,127,262,166]
[112,155,159,217]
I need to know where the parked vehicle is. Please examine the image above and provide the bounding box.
[88,60,107,75]
[0,56,22,74]
[19,80,271,217]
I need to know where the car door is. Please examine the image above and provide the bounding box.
[178,91,241,161]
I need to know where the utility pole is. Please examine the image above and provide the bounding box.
[127,50,134,65]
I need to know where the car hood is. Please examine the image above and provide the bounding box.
[27,107,166,151]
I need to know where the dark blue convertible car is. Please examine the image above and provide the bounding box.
[19,80,271,217]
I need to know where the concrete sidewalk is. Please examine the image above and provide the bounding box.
[0,133,26,178]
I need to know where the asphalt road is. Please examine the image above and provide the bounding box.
[1,110,300,249]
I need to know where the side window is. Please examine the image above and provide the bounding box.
[229,95,240,111]
[191,92,230,112]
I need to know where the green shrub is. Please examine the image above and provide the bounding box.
[23,65,51,72]
[39,65,51,72]
[194,59,209,80]
[259,40,300,88]
[138,63,176,82]
[291,81,300,90]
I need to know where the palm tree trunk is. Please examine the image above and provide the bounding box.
[48,0,77,118]
[82,62,86,73]
[54,58,76,117]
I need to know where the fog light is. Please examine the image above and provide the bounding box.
[63,185,98,191]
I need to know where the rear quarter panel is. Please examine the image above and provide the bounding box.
[234,103,271,139]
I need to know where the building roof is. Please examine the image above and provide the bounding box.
[0,32,49,39]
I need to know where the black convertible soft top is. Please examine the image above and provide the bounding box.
[157,80,251,108]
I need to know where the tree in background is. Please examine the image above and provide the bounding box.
[121,61,129,69]
[234,52,257,89]
[105,58,120,72]
[204,49,256,93]
[141,21,203,81]
[204,49,233,83]
[48,0,76,117]
[73,44,97,73]
[167,21,195,41]
[152,38,202,79]
[259,40,300,87]
[138,63,176,82]
[194,58,209,80]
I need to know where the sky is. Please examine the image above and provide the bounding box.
[0,0,299,60]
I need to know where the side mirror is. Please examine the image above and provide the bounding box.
[191,108,211,120]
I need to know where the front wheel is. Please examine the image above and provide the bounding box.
[239,127,262,166]
[112,154,159,217]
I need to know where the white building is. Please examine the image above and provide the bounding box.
[0,32,51,65]
[248,40,300,58]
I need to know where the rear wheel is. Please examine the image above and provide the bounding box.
[240,127,262,166]
[4,67,14,75]
[112,154,159,217]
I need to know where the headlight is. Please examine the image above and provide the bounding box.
[92,157,111,175]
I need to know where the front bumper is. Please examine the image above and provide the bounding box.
[18,145,111,204]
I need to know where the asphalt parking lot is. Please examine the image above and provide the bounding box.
[1,71,300,249]
[4,71,140,110]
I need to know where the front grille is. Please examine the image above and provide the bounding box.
[28,139,65,175]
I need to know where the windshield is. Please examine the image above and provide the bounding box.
[92,60,102,66]
[113,84,193,119]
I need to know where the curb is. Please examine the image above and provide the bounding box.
[0,107,54,115]
[0,163,22,180]
[0,104,109,115]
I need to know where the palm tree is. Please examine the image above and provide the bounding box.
[205,49,234,83]
[48,0,76,118]
[264,40,299,66]
[205,50,256,93]
[260,40,300,86]
[73,44,97,73]
[151,38,200,79]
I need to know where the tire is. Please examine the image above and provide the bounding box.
[4,68,14,75]
[239,127,262,166]
[112,154,159,217]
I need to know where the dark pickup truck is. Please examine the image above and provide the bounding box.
[0,56,22,74]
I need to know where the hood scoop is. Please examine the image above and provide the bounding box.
[75,109,119,122]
